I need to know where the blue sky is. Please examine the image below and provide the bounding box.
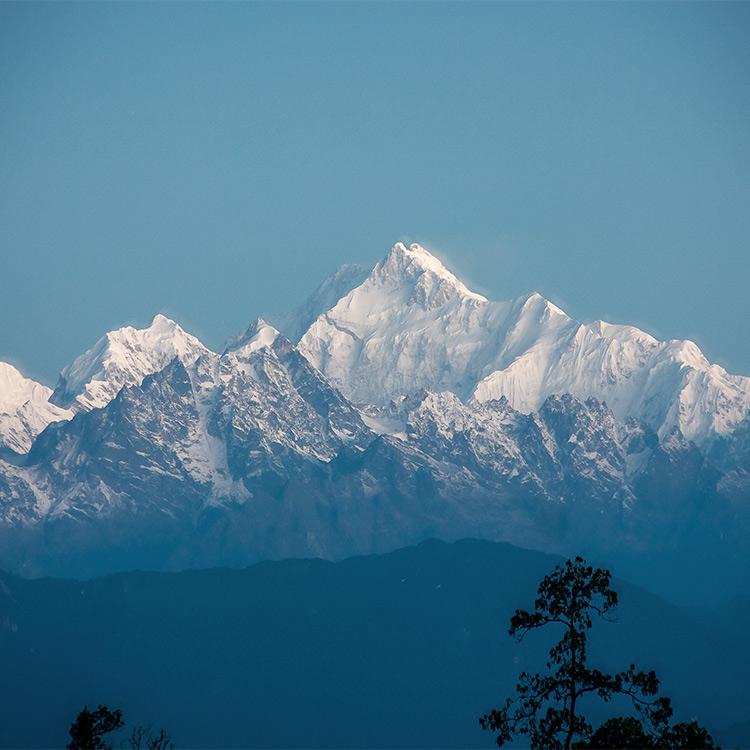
[1,1,749,383]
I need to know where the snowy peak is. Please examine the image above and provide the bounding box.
[278,245,483,349]
[51,314,211,412]
[224,318,281,356]
[373,242,487,305]
[298,242,505,404]
[0,362,47,414]
[0,362,72,453]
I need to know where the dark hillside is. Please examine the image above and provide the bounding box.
[0,539,746,748]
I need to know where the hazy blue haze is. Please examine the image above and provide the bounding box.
[1,2,748,383]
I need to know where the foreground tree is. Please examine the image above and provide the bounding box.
[578,716,717,749]
[658,721,718,749]
[67,705,124,750]
[479,556,716,749]
[576,716,652,749]
[126,725,174,750]
[67,706,173,750]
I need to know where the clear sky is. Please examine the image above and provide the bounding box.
[1,1,749,384]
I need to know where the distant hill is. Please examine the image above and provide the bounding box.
[1,538,748,748]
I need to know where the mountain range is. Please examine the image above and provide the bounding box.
[1,242,748,598]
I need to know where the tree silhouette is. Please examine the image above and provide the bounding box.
[479,556,712,749]
[67,705,124,750]
[125,725,174,750]
[576,716,652,748]
[577,716,717,749]
[67,706,173,750]
[658,721,717,749]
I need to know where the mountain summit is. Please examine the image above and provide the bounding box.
[51,313,210,412]
[224,318,281,355]
[298,242,516,404]
[376,242,488,303]
[0,362,72,452]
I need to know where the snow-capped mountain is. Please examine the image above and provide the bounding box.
[299,242,513,402]
[5,320,372,525]
[299,242,750,444]
[0,362,72,453]
[0,240,748,596]
[51,313,210,412]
